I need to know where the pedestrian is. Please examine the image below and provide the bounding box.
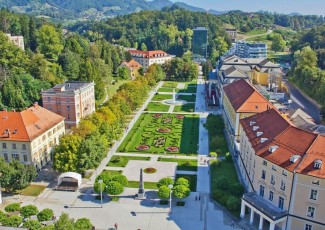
[114,223,118,229]
[200,157,203,161]
[231,221,235,228]
[195,195,197,201]
[204,159,206,164]
[199,195,201,200]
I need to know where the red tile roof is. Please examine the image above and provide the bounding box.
[0,105,64,142]
[223,79,273,113]
[128,50,169,58]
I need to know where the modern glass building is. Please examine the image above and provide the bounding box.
[193,27,208,58]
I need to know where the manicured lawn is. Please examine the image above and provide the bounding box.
[146,102,170,112]
[152,94,173,101]
[107,155,151,167]
[177,94,196,102]
[158,87,174,93]
[158,158,197,171]
[178,85,197,93]
[176,174,197,192]
[245,29,268,36]
[163,82,178,88]
[118,113,199,155]
[18,185,46,196]
[173,103,195,113]
[100,170,122,177]
[126,181,158,189]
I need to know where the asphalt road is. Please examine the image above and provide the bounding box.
[283,79,321,124]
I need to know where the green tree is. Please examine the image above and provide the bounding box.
[118,67,130,80]
[37,25,63,60]
[271,33,286,52]
[140,43,147,51]
[5,203,21,212]
[175,178,189,188]
[20,205,39,218]
[58,49,80,80]
[157,178,174,188]
[173,185,190,200]
[105,181,124,196]
[74,218,92,230]
[111,175,128,186]
[157,185,170,200]
[2,216,22,227]
[54,213,75,230]
[226,196,241,211]
[23,220,42,230]
[37,208,54,222]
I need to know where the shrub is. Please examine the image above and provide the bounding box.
[227,196,241,211]
[23,220,42,230]
[175,178,189,188]
[173,185,190,199]
[75,218,92,230]
[2,215,22,227]
[111,175,128,186]
[157,177,174,188]
[176,201,185,206]
[5,203,21,212]
[20,205,39,218]
[158,185,170,200]
[230,183,244,196]
[37,208,54,222]
[111,156,121,163]
[160,200,168,205]
[226,152,232,162]
[209,152,217,158]
[105,181,124,195]
[216,176,229,190]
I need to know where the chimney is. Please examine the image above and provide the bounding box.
[34,102,38,108]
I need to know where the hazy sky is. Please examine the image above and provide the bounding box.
[171,0,325,15]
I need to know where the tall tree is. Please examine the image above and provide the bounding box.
[37,25,63,60]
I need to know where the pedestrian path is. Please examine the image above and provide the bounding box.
[176,170,197,175]
[168,105,175,113]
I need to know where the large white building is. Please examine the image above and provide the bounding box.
[128,50,173,70]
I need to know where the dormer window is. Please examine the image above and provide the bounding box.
[314,160,322,169]
[250,121,256,126]
[260,138,268,143]
[253,126,259,131]
[256,131,263,137]
[269,145,279,153]
[290,155,301,163]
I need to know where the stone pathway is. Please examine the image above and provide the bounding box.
[168,105,175,113]
[177,83,186,89]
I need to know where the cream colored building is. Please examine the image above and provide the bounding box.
[128,50,173,70]
[0,104,65,170]
[6,33,25,50]
[238,108,325,230]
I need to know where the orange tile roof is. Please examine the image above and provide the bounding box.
[223,79,273,112]
[126,59,142,68]
[128,50,169,58]
[0,105,64,142]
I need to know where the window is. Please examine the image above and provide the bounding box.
[312,180,320,185]
[305,224,312,230]
[66,98,69,102]
[269,191,274,201]
[310,190,317,200]
[23,155,28,162]
[22,144,26,150]
[68,115,70,119]
[281,180,286,191]
[307,207,315,218]
[278,196,284,210]
[3,153,8,161]
[259,185,265,197]
[282,170,287,176]
[12,143,16,149]
[2,143,7,149]
[66,106,70,111]
[272,165,277,171]
[12,153,19,161]
[261,170,266,179]
[263,160,267,166]
[47,97,50,102]
[271,175,275,185]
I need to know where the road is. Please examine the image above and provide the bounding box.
[283,79,321,124]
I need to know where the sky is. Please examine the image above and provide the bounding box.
[170,0,325,15]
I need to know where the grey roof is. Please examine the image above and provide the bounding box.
[42,81,94,93]
[194,27,207,31]
[242,192,288,221]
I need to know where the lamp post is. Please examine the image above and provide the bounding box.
[98,179,103,208]
[168,184,173,213]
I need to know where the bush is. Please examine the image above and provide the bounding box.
[2,215,22,227]
[20,205,39,218]
[111,175,128,186]
[216,176,229,190]
[157,185,170,199]
[75,218,92,230]
[175,178,189,188]
[105,181,124,195]
[157,177,174,188]
[209,152,217,158]
[176,201,185,206]
[226,152,232,161]
[173,185,190,199]
[23,220,42,230]
[212,189,227,203]
[37,208,54,221]
[0,210,7,223]
[230,183,244,196]
[111,156,121,163]
[227,196,241,211]
[5,203,21,212]
[160,200,168,205]
[212,160,222,168]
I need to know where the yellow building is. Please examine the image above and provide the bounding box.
[0,104,65,170]
[118,59,142,79]
[238,109,325,230]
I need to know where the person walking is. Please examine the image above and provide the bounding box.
[195,195,197,201]
[114,223,118,229]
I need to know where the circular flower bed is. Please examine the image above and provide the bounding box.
[144,167,157,174]
[176,115,185,119]
[156,127,172,133]
[166,146,179,152]
[152,113,162,118]
[136,145,150,151]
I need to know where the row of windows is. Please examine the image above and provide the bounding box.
[2,143,26,150]
[3,153,28,162]
[259,185,285,209]
[261,170,286,191]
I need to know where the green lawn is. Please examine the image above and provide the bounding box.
[107,155,151,167]
[158,158,197,171]
[158,87,175,93]
[176,174,197,192]
[146,102,170,112]
[173,103,195,113]
[17,185,46,196]
[245,29,268,36]
[178,85,197,93]
[99,170,122,177]
[118,113,199,155]
[126,181,158,189]
[177,94,196,102]
[152,94,173,101]
[163,81,178,88]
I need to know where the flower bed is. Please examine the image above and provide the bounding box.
[166,146,179,152]
[152,114,162,118]
[176,115,185,119]
[136,145,150,151]
[144,167,157,174]
[156,128,172,133]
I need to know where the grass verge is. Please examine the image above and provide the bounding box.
[17,185,46,196]
[107,156,150,167]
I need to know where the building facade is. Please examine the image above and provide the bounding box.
[42,81,96,129]
[225,28,237,41]
[6,34,25,50]
[238,109,325,230]
[193,27,208,58]
[236,41,267,58]
[0,104,65,170]
[128,50,173,70]
[118,59,142,79]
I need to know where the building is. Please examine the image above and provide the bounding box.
[222,79,274,155]
[238,109,325,230]
[42,81,95,129]
[235,41,267,58]
[128,50,173,70]
[193,27,208,59]
[118,59,142,79]
[225,28,237,42]
[6,34,25,51]
[0,104,65,170]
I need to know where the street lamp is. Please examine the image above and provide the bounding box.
[98,179,103,208]
[168,184,173,213]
